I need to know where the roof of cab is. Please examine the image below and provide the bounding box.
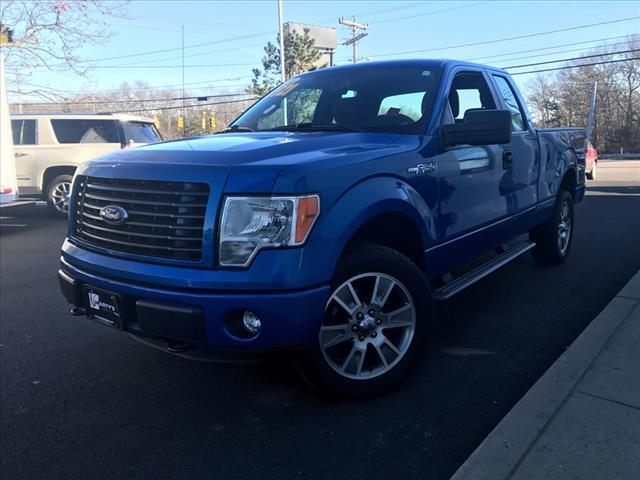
[298,58,509,76]
[10,112,155,123]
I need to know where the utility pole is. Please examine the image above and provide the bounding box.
[339,17,369,63]
[586,81,597,144]
[181,24,186,137]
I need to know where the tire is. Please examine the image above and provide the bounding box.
[46,175,73,218]
[586,162,597,180]
[530,189,574,265]
[297,243,432,398]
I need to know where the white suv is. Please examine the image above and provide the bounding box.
[11,113,162,216]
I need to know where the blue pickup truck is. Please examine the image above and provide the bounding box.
[58,60,586,396]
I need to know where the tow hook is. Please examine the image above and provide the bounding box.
[70,306,85,316]
[167,342,192,353]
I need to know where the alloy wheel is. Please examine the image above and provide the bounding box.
[557,199,572,255]
[320,272,416,380]
[51,181,71,214]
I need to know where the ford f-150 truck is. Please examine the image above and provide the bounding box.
[58,60,586,397]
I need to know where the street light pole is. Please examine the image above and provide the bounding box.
[181,24,186,136]
[277,0,285,83]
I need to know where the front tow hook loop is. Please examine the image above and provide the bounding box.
[167,342,192,353]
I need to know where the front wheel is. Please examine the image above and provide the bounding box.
[46,174,73,217]
[298,243,432,398]
[530,189,574,265]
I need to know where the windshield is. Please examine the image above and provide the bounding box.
[231,65,441,135]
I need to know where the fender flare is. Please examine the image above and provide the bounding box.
[311,175,436,279]
[40,165,78,192]
[556,148,579,196]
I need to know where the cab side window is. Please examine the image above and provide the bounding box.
[493,75,526,131]
[447,72,496,124]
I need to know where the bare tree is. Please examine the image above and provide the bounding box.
[526,35,640,153]
[1,0,127,99]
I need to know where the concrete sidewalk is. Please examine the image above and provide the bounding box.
[451,271,640,480]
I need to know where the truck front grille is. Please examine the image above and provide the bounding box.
[72,175,209,261]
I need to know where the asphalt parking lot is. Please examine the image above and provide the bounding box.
[1,161,639,480]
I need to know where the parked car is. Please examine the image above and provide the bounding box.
[58,60,586,397]
[10,113,162,216]
[585,140,598,180]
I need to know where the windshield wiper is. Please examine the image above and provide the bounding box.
[215,124,254,134]
[260,123,368,133]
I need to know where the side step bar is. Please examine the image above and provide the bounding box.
[433,241,536,302]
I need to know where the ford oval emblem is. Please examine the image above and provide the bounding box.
[99,205,128,225]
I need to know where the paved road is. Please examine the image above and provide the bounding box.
[1,161,639,480]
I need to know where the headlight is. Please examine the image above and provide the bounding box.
[219,195,320,267]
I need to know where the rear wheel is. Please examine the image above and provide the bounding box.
[298,243,432,398]
[530,189,574,265]
[46,175,73,217]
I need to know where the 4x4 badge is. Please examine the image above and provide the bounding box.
[407,162,436,175]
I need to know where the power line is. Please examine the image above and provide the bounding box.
[375,1,489,25]
[72,31,272,65]
[311,2,439,25]
[482,41,632,67]
[53,2,488,68]
[371,16,640,58]
[9,76,253,97]
[503,48,640,70]
[337,35,636,66]
[59,62,257,70]
[510,56,640,76]
[116,42,267,67]
[86,76,253,93]
[111,97,259,114]
[17,92,255,106]
[468,34,636,63]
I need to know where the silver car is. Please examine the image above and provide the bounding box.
[10,113,162,216]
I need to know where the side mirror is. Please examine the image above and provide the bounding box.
[441,109,512,147]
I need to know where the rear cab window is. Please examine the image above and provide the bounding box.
[378,92,425,122]
[11,119,37,145]
[50,119,121,144]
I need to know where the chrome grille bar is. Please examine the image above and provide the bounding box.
[72,175,210,261]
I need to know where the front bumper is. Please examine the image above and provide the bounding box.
[59,257,330,351]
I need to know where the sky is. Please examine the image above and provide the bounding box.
[9,0,640,101]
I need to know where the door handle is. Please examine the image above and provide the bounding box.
[14,152,28,158]
[502,151,513,169]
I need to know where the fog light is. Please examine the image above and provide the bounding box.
[243,311,262,335]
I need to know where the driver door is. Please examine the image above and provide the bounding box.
[434,70,507,244]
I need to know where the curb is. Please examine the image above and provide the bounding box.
[450,270,640,480]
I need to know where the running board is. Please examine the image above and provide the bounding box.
[433,241,536,302]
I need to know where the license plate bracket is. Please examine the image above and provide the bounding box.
[83,286,122,329]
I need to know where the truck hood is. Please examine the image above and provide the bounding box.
[136,131,405,165]
[81,131,414,193]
